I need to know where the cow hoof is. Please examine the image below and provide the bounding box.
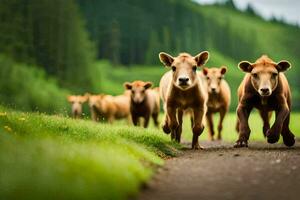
[283,134,295,147]
[192,144,204,150]
[234,140,248,148]
[266,129,280,144]
[162,124,171,134]
[266,133,279,144]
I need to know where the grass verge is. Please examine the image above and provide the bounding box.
[0,106,180,200]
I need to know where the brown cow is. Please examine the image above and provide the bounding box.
[124,81,160,128]
[159,51,209,149]
[200,66,231,141]
[88,92,130,123]
[67,95,88,118]
[235,55,295,147]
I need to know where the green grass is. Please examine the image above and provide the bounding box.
[179,111,300,143]
[0,106,180,200]
[1,105,299,200]
[121,111,300,144]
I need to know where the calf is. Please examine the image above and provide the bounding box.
[124,81,160,128]
[88,92,130,123]
[235,55,295,147]
[200,66,231,140]
[159,51,209,149]
[67,95,88,118]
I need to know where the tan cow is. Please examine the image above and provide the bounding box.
[235,55,295,147]
[159,51,209,149]
[88,92,130,123]
[200,66,231,141]
[124,81,160,128]
[67,95,88,118]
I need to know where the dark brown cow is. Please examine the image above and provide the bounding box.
[124,81,160,128]
[235,55,295,147]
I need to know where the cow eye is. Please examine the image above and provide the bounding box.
[172,66,176,72]
[252,73,258,78]
[192,66,197,72]
[272,73,278,78]
[206,77,210,80]
[218,77,222,81]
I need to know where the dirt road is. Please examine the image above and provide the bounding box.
[138,140,300,200]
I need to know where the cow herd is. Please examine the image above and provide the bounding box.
[67,51,295,148]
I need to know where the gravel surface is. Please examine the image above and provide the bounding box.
[138,140,300,200]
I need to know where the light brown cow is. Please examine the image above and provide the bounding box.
[235,55,295,147]
[200,66,231,141]
[67,95,88,118]
[159,51,209,149]
[88,92,130,123]
[124,81,160,128]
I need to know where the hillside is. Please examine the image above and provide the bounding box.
[1,0,300,112]
[77,0,300,109]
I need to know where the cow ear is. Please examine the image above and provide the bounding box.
[81,95,89,103]
[194,51,209,67]
[202,67,209,76]
[159,52,174,67]
[220,66,227,75]
[67,96,73,102]
[276,60,291,72]
[238,61,253,73]
[144,82,153,90]
[124,82,132,90]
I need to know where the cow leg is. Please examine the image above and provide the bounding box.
[206,112,214,141]
[167,106,178,141]
[192,107,205,150]
[235,118,239,133]
[131,114,139,126]
[175,109,183,143]
[91,109,98,122]
[259,110,271,137]
[190,114,194,128]
[267,105,289,144]
[217,108,226,140]
[280,112,295,147]
[143,114,150,128]
[162,114,171,134]
[234,104,252,148]
[152,112,159,128]
[108,115,114,124]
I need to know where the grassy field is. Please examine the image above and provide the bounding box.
[0,105,299,200]
[0,106,180,200]
[115,111,300,143]
[179,111,300,142]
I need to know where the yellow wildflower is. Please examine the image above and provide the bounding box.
[0,112,7,117]
[4,126,12,132]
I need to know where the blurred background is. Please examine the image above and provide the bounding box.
[1,0,300,113]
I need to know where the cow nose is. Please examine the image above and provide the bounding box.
[179,77,189,84]
[260,88,270,95]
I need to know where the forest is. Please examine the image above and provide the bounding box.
[1,0,300,111]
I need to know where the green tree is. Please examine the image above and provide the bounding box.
[145,30,160,65]
[108,20,121,65]
[0,0,96,92]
